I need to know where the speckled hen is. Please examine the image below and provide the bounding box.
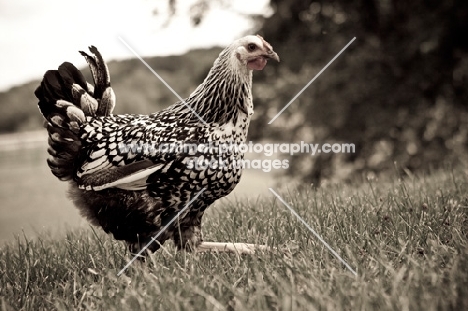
[35,35,279,257]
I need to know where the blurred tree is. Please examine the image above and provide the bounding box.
[156,0,255,27]
[255,0,468,183]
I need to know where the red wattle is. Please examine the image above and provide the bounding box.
[247,57,267,70]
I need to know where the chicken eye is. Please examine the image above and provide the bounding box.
[247,43,257,51]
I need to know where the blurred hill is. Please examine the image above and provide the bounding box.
[0,47,222,133]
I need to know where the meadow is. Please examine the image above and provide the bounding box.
[0,135,467,310]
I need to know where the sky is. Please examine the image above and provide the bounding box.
[0,0,271,91]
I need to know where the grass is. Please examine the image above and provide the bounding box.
[0,167,467,310]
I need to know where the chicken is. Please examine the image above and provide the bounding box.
[35,35,279,257]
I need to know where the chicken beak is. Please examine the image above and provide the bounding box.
[266,50,280,62]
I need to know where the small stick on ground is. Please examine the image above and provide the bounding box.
[196,242,271,255]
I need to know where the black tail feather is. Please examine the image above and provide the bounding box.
[79,46,114,116]
[79,46,110,99]
[35,46,114,181]
[57,62,88,90]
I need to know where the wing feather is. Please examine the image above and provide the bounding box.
[78,159,165,191]
[75,114,190,191]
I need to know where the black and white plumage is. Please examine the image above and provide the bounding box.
[35,36,279,256]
